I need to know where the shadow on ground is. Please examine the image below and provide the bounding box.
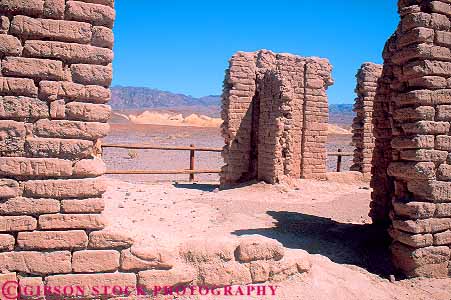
[172,183,219,192]
[232,211,395,277]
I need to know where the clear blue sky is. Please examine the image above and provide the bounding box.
[113,1,399,104]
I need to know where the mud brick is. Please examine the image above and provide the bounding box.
[391,135,434,149]
[72,250,119,273]
[398,27,434,48]
[436,135,451,151]
[387,162,435,180]
[0,34,22,57]
[391,243,450,278]
[39,81,111,103]
[397,89,451,106]
[43,0,65,19]
[400,149,448,162]
[0,17,9,34]
[408,180,451,202]
[390,228,433,248]
[88,230,134,249]
[71,64,112,86]
[46,273,137,298]
[402,121,450,135]
[430,1,451,17]
[92,26,114,49]
[393,106,435,121]
[65,102,111,122]
[0,235,14,251]
[436,203,451,217]
[33,119,110,140]
[73,158,106,177]
[120,247,173,271]
[393,43,451,65]
[39,213,105,230]
[393,218,451,234]
[438,164,451,181]
[0,77,38,97]
[138,268,195,292]
[22,178,106,199]
[24,138,93,159]
[0,96,48,121]
[0,251,71,275]
[404,61,451,78]
[49,99,65,119]
[0,179,21,199]
[434,230,451,245]
[76,0,114,7]
[66,1,115,27]
[0,197,59,215]
[17,230,88,250]
[436,105,451,121]
[24,40,113,65]
[236,236,285,262]
[0,216,36,232]
[408,76,447,89]
[0,0,44,16]
[10,15,92,44]
[61,198,104,213]
[2,57,64,81]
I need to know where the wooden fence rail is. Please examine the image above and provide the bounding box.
[102,144,354,181]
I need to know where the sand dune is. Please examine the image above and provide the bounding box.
[112,110,352,135]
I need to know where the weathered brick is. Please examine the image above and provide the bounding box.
[436,203,451,217]
[50,99,65,119]
[24,40,113,64]
[434,230,451,245]
[0,34,22,57]
[438,164,451,181]
[73,250,119,273]
[408,76,447,89]
[92,26,113,49]
[0,234,15,251]
[0,120,26,156]
[0,251,71,275]
[402,121,450,135]
[39,213,105,230]
[0,179,21,199]
[34,119,110,140]
[22,179,107,199]
[393,201,436,219]
[393,218,451,234]
[436,105,451,121]
[397,89,451,106]
[408,180,451,202]
[71,64,113,86]
[0,77,38,97]
[75,0,114,8]
[430,1,451,17]
[73,158,106,177]
[436,135,451,151]
[2,57,64,81]
[65,102,111,122]
[0,17,9,34]
[138,268,195,292]
[17,230,87,250]
[0,216,36,232]
[88,230,134,249]
[39,81,111,103]
[391,135,434,149]
[61,198,104,213]
[46,273,137,297]
[10,15,92,44]
[389,228,433,248]
[24,138,93,159]
[0,0,44,16]
[0,157,72,179]
[0,197,59,215]
[236,236,284,262]
[0,96,48,121]
[66,1,115,27]
[387,162,435,180]
[393,106,435,121]
[120,247,173,271]
[404,61,451,78]
[400,149,448,162]
[43,0,65,19]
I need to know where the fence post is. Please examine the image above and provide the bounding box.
[337,148,342,172]
[189,144,195,182]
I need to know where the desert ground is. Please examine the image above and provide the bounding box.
[100,115,451,300]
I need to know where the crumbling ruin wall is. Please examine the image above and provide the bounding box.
[0,1,313,293]
[221,50,333,186]
[371,0,451,277]
[351,63,382,178]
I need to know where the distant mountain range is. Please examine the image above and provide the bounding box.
[111,86,220,109]
[111,86,354,125]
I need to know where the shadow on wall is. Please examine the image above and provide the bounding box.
[232,211,396,277]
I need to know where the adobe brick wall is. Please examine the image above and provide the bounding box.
[0,1,313,292]
[350,63,382,178]
[371,0,451,277]
[221,50,333,186]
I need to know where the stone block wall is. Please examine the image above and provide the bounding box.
[351,63,382,178]
[371,0,451,277]
[221,50,333,186]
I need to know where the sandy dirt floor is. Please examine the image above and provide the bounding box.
[102,124,451,300]
[104,177,451,300]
